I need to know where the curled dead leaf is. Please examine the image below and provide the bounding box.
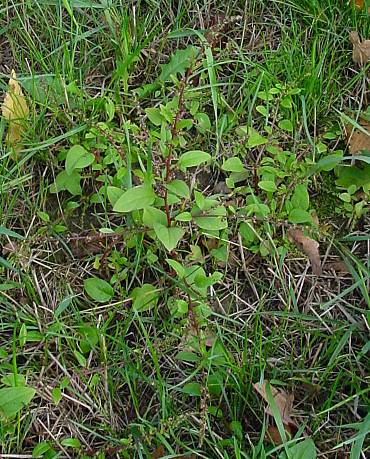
[345,118,370,155]
[349,31,370,66]
[253,381,295,427]
[1,70,29,151]
[288,228,321,276]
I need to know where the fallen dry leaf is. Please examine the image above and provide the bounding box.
[350,0,370,12]
[151,446,165,459]
[345,118,370,155]
[349,31,370,66]
[266,425,294,445]
[288,228,321,276]
[1,69,29,150]
[253,381,295,426]
[328,260,349,274]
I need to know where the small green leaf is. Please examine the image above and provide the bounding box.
[280,96,292,109]
[181,382,202,396]
[113,185,156,213]
[289,208,312,224]
[176,351,199,362]
[145,107,163,126]
[159,46,199,82]
[61,438,81,449]
[258,180,277,192]
[131,283,158,312]
[178,150,211,171]
[84,277,114,303]
[195,112,211,132]
[278,119,293,132]
[166,259,185,278]
[32,441,52,458]
[194,190,205,210]
[65,145,95,175]
[166,179,190,199]
[221,157,246,172]
[74,350,87,367]
[291,184,309,210]
[153,223,184,251]
[51,387,62,406]
[175,211,192,222]
[194,216,228,231]
[0,386,36,418]
[256,105,268,116]
[242,127,268,148]
[52,170,82,195]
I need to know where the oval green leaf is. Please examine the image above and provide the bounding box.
[113,185,156,213]
[84,277,114,303]
[65,145,95,175]
[0,386,36,418]
[178,150,211,171]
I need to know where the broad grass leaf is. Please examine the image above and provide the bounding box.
[113,185,156,212]
[1,70,29,151]
[84,277,114,302]
[0,386,35,418]
[288,228,321,275]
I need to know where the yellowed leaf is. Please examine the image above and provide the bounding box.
[345,118,370,155]
[288,228,321,276]
[349,31,370,66]
[1,69,29,150]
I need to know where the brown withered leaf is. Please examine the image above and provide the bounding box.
[266,425,294,445]
[151,446,165,459]
[288,228,321,276]
[1,69,29,151]
[350,0,370,12]
[345,118,370,155]
[253,381,295,427]
[349,31,370,66]
[328,260,349,274]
